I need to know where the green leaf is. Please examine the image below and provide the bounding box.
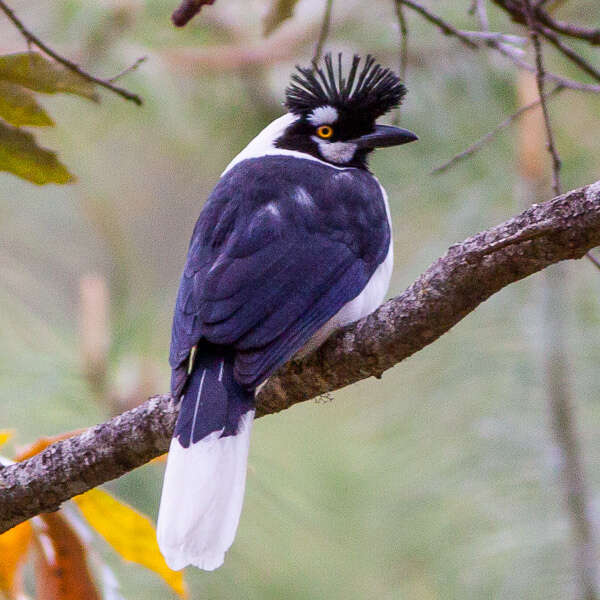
[0,119,74,185]
[0,81,54,127]
[263,0,300,36]
[0,52,98,100]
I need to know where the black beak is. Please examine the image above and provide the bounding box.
[350,124,418,149]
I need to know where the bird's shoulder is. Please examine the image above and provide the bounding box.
[217,153,384,208]
[189,154,388,263]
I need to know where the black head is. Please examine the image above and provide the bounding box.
[275,54,417,169]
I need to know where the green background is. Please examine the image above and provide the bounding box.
[2,1,600,598]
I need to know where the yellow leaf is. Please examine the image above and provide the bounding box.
[0,81,54,127]
[33,512,100,600]
[0,521,33,597]
[0,430,14,448]
[0,120,73,185]
[73,489,187,598]
[0,52,98,100]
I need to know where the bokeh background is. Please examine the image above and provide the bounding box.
[2,0,600,598]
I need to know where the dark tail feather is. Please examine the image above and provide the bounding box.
[158,346,255,571]
[175,347,254,446]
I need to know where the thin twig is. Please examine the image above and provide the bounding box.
[398,0,479,49]
[491,1,600,43]
[0,0,143,105]
[524,2,561,195]
[395,0,600,93]
[585,252,600,269]
[392,0,409,126]
[393,0,409,81]
[313,0,333,64]
[539,25,600,84]
[463,30,527,46]
[432,85,564,175]
[586,252,600,271]
[539,14,600,45]
[491,40,600,92]
[108,56,147,83]
[474,0,489,30]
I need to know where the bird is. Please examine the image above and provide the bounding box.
[157,53,418,571]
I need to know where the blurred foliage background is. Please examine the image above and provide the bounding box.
[1,0,600,598]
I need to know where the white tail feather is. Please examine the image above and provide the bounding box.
[157,410,255,571]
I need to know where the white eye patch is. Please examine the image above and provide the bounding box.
[307,105,339,126]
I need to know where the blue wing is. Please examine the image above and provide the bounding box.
[170,155,390,396]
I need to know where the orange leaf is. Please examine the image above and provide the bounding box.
[150,453,167,464]
[15,429,84,461]
[0,521,33,598]
[73,489,187,598]
[33,512,101,600]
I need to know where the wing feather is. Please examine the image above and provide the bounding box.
[170,156,389,397]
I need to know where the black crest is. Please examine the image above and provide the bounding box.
[285,54,406,119]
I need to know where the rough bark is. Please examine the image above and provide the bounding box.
[1,180,600,534]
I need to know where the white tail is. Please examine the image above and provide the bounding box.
[157,410,255,571]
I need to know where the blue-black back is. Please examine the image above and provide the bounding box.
[170,155,390,398]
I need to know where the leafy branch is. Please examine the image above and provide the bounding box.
[0,0,143,105]
[0,1,143,185]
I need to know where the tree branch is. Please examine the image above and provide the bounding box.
[0,0,143,105]
[396,0,600,93]
[2,180,600,534]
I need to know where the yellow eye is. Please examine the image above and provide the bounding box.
[316,125,334,139]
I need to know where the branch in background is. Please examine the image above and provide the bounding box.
[397,0,600,93]
[2,180,600,533]
[587,251,600,271]
[109,56,147,83]
[539,15,600,45]
[408,0,600,176]
[171,0,215,27]
[491,0,600,45]
[398,0,478,49]
[393,0,409,81]
[486,38,600,92]
[392,0,409,126]
[432,85,564,175]
[473,0,489,30]
[524,1,561,195]
[538,25,600,84]
[313,0,334,64]
[0,0,143,105]
[523,5,599,598]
